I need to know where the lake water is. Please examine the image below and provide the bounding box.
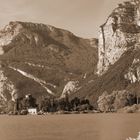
[0,114,139,140]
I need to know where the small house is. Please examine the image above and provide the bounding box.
[28,108,37,115]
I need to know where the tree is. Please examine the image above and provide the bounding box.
[7,100,15,113]
[71,97,80,111]
[97,91,113,112]
[113,90,135,110]
[97,90,136,112]
[21,94,37,109]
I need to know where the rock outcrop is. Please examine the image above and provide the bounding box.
[61,81,80,98]
[124,58,140,83]
[97,0,140,75]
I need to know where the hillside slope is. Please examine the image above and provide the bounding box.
[0,21,98,105]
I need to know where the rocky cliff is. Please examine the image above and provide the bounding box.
[73,0,140,103]
[97,0,140,75]
[96,0,140,92]
[0,21,98,107]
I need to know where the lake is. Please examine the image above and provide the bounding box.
[0,114,139,140]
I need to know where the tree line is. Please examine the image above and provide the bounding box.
[7,94,93,114]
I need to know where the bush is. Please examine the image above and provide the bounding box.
[97,90,135,112]
[118,104,140,113]
[97,91,115,112]
[113,90,135,110]
[20,110,28,115]
[7,100,15,113]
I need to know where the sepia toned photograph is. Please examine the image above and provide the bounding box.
[0,0,140,140]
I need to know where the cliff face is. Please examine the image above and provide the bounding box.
[73,0,140,103]
[124,58,140,83]
[0,21,98,106]
[97,0,140,75]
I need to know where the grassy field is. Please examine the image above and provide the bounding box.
[0,114,139,140]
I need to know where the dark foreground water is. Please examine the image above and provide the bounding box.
[0,114,139,140]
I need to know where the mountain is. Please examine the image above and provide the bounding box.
[0,21,98,107]
[2,0,140,110]
[74,0,140,103]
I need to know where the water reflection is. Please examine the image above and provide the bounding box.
[0,114,139,140]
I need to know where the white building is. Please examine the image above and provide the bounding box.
[28,108,37,115]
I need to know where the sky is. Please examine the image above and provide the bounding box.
[0,0,125,38]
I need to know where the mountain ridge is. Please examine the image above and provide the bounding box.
[0,21,98,108]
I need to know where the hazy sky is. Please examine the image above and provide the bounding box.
[0,0,125,38]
